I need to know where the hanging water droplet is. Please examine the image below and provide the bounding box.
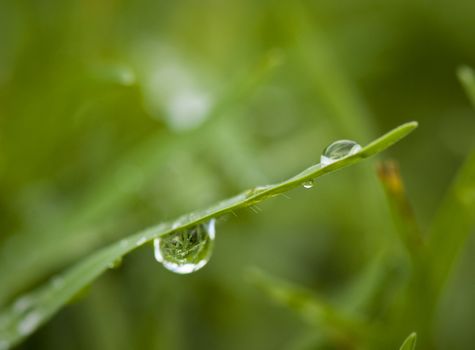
[302,179,314,189]
[108,257,123,269]
[321,139,362,166]
[153,219,215,274]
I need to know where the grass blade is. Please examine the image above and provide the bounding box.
[377,160,423,259]
[248,268,366,346]
[427,150,475,292]
[399,332,417,350]
[0,121,417,348]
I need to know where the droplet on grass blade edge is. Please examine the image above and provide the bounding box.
[321,139,361,166]
[154,219,215,274]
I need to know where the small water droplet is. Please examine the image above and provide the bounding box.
[302,180,314,189]
[17,311,41,336]
[321,139,361,166]
[13,297,33,314]
[153,219,215,274]
[108,257,123,269]
[120,239,129,249]
[51,276,64,289]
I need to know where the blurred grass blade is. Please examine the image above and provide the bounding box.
[399,332,417,350]
[457,65,475,107]
[426,65,475,291]
[248,268,366,341]
[340,252,403,319]
[0,122,417,348]
[427,150,475,292]
[377,160,423,259]
[290,2,375,140]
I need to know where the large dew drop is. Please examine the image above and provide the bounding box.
[321,139,361,166]
[154,219,215,274]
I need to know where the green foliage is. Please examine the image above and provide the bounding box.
[1,2,475,349]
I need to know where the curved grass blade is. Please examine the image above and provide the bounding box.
[425,69,475,295]
[0,121,418,349]
[377,160,423,260]
[427,150,475,293]
[248,268,367,345]
[399,332,417,350]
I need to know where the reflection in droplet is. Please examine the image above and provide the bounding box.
[321,140,361,166]
[153,219,215,274]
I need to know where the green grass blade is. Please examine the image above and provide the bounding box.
[291,2,376,140]
[340,251,403,319]
[0,121,417,348]
[377,160,423,260]
[427,150,475,292]
[399,332,417,350]
[425,66,475,290]
[248,268,366,344]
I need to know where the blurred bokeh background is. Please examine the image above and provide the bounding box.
[1,0,475,349]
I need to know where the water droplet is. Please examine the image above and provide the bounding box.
[153,219,215,274]
[119,239,129,249]
[321,140,361,166]
[51,276,64,289]
[108,257,123,269]
[302,180,314,189]
[17,311,41,336]
[13,297,33,314]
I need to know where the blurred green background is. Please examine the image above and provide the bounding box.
[1,0,475,349]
